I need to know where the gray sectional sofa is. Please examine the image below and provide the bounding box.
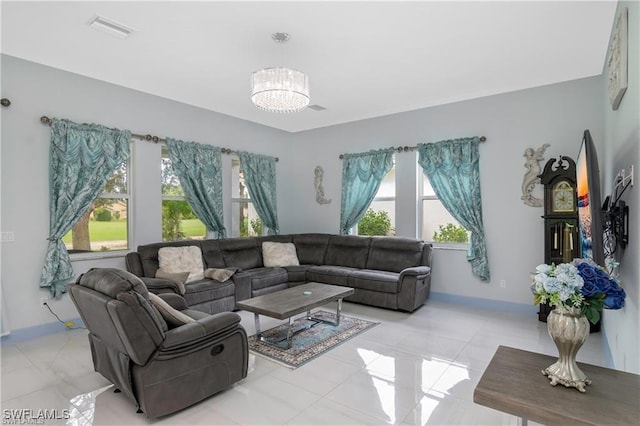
[125,234,433,314]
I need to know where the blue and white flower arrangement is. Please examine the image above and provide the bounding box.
[531,259,626,324]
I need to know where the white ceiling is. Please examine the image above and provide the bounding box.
[1,1,618,133]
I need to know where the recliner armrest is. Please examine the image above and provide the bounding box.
[140,277,181,295]
[161,312,242,350]
[158,293,189,311]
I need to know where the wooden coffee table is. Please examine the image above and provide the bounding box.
[236,282,354,349]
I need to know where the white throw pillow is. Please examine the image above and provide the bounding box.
[262,242,300,268]
[148,293,195,327]
[157,246,205,284]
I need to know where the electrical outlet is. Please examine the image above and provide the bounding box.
[500,280,507,288]
[40,297,48,306]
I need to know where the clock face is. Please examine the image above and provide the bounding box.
[552,181,575,212]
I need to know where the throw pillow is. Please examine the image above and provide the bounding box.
[148,293,195,327]
[155,270,189,295]
[204,268,236,282]
[158,246,205,284]
[262,242,300,268]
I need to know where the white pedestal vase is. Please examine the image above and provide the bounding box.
[542,305,591,392]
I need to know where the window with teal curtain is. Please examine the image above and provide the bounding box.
[40,119,131,298]
[237,151,279,235]
[166,138,226,238]
[417,137,490,281]
[340,148,394,235]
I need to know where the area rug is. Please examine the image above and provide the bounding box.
[248,310,379,369]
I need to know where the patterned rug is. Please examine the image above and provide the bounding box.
[247,310,379,369]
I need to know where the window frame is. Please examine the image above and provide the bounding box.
[417,168,469,249]
[230,156,265,237]
[160,144,210,241]
[354,155,396,236]
[67,142,133,261]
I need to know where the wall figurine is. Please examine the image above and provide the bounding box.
[521,143,550,207]
[314,166,332,205]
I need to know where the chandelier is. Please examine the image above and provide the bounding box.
[251,33,310,113]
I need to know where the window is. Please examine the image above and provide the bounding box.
[419,172,470,244]
[231,157,262,237]
[161,146,206,241]
[357,157,395,236]
[63,160,130,253]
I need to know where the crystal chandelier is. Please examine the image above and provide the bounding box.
[251,33,310,113]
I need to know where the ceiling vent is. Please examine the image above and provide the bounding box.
[89,16,134,39]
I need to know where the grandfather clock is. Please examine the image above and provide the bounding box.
[538,156,580,321]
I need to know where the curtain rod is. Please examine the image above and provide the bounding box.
[338,136,487,159]
[40,116,279,161]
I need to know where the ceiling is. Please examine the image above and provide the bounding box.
[1,1,618,133]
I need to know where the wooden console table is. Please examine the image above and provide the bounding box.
[473,346,639,425]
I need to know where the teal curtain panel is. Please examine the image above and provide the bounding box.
[418,137,490,281]
[40,119,131,298]
[340,148,394,235]
[238,151,279,235]
[166,138,226,238]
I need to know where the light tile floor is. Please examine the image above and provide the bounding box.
[1,299,609,425]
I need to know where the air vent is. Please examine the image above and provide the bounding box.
[307,104,327,111]
[89,16,134,39]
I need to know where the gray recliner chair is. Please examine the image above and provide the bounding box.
[69,268,248,418]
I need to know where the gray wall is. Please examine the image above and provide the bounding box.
[2,52,626,372]
[601,1,639,374]
[0,55,292,330]
[288,77,604,308]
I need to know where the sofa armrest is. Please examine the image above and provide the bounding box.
[399,266,431,279]
[161,312,242,350]
[158,293,189,311]
[397,266,432,313]
[125,252,145,277]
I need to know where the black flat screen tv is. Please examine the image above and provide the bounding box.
[576,129,605,266]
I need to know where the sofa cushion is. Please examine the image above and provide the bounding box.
[366,237,425,272]
[148,293,195,327]
[262,242,300,267]
[306,265,358,286]
[200,240,226,269]
[293,234,331,265]
[220,238,262,270]
[157,246,205,283]
[348,269,400,294]
[324,235,371,269]
[183,279,235,307]
[243,267,289,291]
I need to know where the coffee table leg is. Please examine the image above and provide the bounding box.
[286,316,295,349]
[335,298,343,325]
[254,313,262,339]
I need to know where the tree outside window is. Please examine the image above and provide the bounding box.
[62,161,130,252]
